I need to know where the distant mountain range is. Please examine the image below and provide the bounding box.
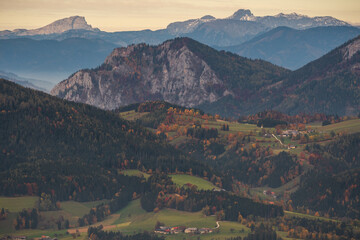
[0,70,50,91]
[1,10,350,47]
[52,36,360,116]
[221,26,360,70]
[168,9,350,46]
[0,37,117,87]
[1,10,359,91]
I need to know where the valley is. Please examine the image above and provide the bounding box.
[1,5,360,240]
[1,85,359,239]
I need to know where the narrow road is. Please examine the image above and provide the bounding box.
[272,134,285,146]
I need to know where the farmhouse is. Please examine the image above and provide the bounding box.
[155,225,213,235]
[282,130,299,137]
[184,227,198,234]
[199,228,213,234]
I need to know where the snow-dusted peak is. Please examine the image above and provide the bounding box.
[228,9,255,21]
[274,12,307,19]
[166,15,216,35]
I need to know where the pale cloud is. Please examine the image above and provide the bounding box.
[0,0,359,31]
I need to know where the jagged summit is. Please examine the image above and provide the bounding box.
[275,12,306,18]
[228,9,255,20]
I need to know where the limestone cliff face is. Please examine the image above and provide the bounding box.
[11,16,97,36]
[51,38,228,109]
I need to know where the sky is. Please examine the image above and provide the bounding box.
[0,0,360,32]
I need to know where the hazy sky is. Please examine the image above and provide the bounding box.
[0,0,359,31]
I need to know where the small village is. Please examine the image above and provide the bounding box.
[155,225,214,235]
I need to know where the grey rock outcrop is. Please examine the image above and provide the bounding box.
[1,16,98,37]
[51,39,229,110]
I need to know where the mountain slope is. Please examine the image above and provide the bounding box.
[51,37,288,110]
[232,35,360,116]
[275,35,360,115]
[223,26,360,70]
[291,133,360,218]
[0,79,215,199]
[205,35,360,116]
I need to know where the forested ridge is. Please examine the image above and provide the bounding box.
[0,79,216,200]
[292,133,360,218]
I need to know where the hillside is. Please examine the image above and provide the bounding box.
[2,83,360,238]
[222,26,360,70]
[273,35,360,115]
[291,133,360,218]
[0,79,215,200]
[207,35,360,116]
[51,37,288,111]
[115,101,360,219]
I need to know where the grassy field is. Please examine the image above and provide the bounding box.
[315,119,360,134]
[0,197,111,239]
[119,110,149,121]
[170,174,218,190]
[120,169,150,179]
[0,196,38,212]
[1,198,338,240]
[284,211,340,222]
[119,171,217,191]
[112,199,250,240]
[60,200,108,218]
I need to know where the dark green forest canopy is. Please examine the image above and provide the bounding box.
[0,79,216,200]
[292,133,360,218]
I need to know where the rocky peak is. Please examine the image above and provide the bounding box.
[51,38,227,109]
[343,36,360,60]
[51,37,288,115]
[32,16,97,34]
[6,16,98,36]
[229,9,255,20]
